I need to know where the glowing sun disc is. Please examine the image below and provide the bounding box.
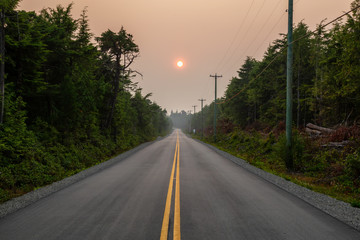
[177,60,184,68]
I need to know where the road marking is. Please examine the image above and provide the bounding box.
[174,133,181,240]
[160,132,180,240]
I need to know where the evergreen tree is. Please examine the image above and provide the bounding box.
[96,27,139,130]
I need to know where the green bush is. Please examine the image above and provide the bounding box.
[274,131,306,171]
[0,188,10,203]
[0,94,38,166]
[346,151,360,179]
[0,166,15,189]
[306,150,334,174]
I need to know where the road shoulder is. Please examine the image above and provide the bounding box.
[192,137,360,231]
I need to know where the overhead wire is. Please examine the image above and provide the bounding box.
[218,49,285,105]
[201,1,255,106]
[216,4,360,105]
[222,0,309,76]
[204,1,256,106]
[290,5,359,44]
[217,0,267,72]
[223,0,286,75]
[215,0,255,72]
[212,0,283,106]
[253,10,287,58]
[215,0,285,108]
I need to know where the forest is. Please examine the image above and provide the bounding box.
[171,1,360,206]
[0,2,171,203]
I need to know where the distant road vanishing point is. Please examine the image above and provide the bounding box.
[0,130,359,239]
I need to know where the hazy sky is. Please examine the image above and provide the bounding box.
[19,0,354,113]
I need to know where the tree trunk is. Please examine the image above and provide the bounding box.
[306,123,333,134]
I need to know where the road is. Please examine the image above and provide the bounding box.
[0,130,359,239]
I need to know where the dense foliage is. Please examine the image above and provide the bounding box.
[0,3,171,203]
[173,1,360,205]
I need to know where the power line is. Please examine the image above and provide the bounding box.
[218,0,267,72]
[199,75,214,110]
[290,4,360,45]
[215,0,255,71]
[211,1,284,102]
[253,10,287,58]
[216,4,360,106]
[217,50,284,105]
[223,0,286,74]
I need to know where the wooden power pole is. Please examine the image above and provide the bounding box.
[198,98,206,138]
[210,74,222,141]
[286,0,294,169]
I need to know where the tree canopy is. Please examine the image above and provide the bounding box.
[0,3,171,203]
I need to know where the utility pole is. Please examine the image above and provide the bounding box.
[188,110,192,133]
[0,10,5,124]
[191,105,197,134]
[192,105,197,114]
[210,74,222,141]
[286,0,294,169]
[198,98,206,139]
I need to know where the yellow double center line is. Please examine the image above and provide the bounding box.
[160,132,181,240]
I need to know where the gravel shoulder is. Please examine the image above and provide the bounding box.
[193,138,360,232]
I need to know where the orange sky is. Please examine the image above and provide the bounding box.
[19,0,354,113]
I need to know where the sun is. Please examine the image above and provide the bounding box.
[177,60,184,68]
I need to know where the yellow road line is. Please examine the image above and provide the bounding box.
[160,132,178,240]
[174,133,181,240]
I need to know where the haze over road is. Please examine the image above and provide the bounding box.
[1,130,359,239]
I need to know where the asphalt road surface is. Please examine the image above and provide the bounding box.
[1,130,359,240]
